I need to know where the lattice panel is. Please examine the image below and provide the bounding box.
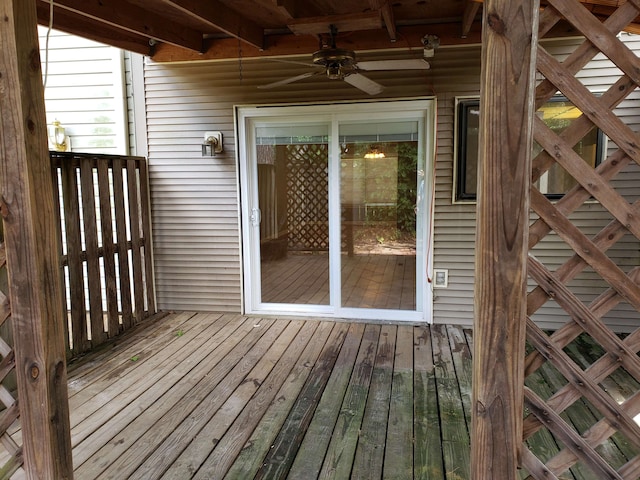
[0,227,22,477]
[285,144,330,251]
[522,1,640,478]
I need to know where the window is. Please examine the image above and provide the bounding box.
[454,97,606,202]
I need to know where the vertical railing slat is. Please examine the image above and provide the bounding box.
[97,159,120,337]
[139,157,156,315]
[112,158,134,330]
[80,157,104,345]
[61,160,88,353]
[127,158,144,321]
[50,160,70,353]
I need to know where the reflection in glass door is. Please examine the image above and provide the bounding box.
[339,122,418,310]
[255,124,330,305]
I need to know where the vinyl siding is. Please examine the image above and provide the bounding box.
[143,36,640,330]
[39,27,128,154]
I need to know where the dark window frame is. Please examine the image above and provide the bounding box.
[454,96,606,202]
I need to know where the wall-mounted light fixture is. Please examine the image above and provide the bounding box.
[422,34,440,58]
[49,119,69,151]
[364,145,385,159]
[202,131,223,156]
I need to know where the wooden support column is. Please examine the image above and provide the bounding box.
[0,1,74,478]
[472,0,539,478]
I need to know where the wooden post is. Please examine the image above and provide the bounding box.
[0,1,74,478]
[472,1,539,478]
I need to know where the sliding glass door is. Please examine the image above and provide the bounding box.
[238,100,434,322]
[339,121,419,311]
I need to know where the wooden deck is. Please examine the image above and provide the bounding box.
[4,311,638,479]
[60,312,472,479]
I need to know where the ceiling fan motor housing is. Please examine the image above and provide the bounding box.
[312,48,357,79]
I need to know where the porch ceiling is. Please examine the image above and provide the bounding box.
[35,0,639,61]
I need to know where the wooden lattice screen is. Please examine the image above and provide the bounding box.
[522,1,640,478]
[0,226,21,477]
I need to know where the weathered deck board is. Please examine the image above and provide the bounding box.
[432,324,471,479]
[351,324,396,479]
[384,325,415,479]
[287,322,366,478]
[226,320,339,479]
[12,312,633,479]
[414,325,445,479]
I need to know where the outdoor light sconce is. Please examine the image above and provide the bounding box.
[202,131,223,156]
[422,34,440,58]
[49,119,69,151]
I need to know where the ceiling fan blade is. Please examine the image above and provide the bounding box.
[343,73,384,96]
[356,59,431,71]
[257,71,319,89]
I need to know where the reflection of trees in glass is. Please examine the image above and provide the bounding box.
[341,141,417,235]
[397,142,417,234]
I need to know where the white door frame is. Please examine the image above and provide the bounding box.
[236,98,437,322]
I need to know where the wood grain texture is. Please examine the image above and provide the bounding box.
[111,159,133,329]
[384,325,414,479]
[80,157,104,345]
[60,161,88,352]
[138,158,156,316]
[127,159,144,322]
[52,153,157,357]
[0,0,73,477]
[472,0,539,478]
[97,159,119,337]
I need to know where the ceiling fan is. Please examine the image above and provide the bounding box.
[258,26,431,96]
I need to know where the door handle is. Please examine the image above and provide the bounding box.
[250,207,261,226]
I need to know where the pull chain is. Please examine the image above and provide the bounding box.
[238,36,243,82]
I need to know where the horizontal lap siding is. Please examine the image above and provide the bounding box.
[144,38,640,330]
[144,51,435,313]
[39,28,128,154]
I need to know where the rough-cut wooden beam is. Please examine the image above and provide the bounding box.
[160,0,264,50]
[0,0,73,478]
[38,0,203,52]
[287,11,381,36]
[152,20,580,62]
[153,22,484,61]
[462,0,482,38]
[471,0,539,478]
[368,0,397,42]
[274,0,297,19]
[35,1,152,56]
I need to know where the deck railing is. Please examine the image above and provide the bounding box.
[51,152,156,358]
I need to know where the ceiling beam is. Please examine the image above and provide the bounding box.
[462,0,482,38]
[160,0,264,50]
[273,0,297,19]
[152,18,585,62]
[36,2,152,55]
[369,0,397,42]
[39,0,203,52]
[287,11,382,36]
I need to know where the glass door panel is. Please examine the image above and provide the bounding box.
[255,124,330,305]
[339,121,418,310]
